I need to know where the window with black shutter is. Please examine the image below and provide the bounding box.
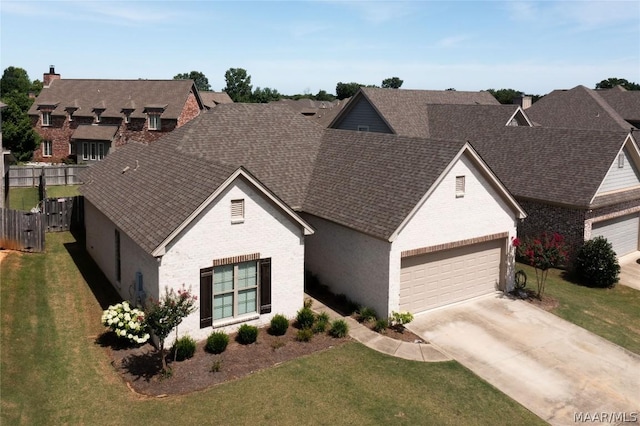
[259,258,272,314]
[200,267,213,328]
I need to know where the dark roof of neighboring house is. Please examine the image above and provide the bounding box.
[426,104,528,139]
[71,125,119,141]
[199,91,233,108]
[596,86,640,123]
[81,104,511,251]
[466,127,632,208]
[525,85,632,130]
[304,130,468,239]
[331,87,500,138]
[28,79,203,119]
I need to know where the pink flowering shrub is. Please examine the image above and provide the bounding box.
[512,232,568,299]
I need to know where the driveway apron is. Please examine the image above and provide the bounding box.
[407,295,640,426]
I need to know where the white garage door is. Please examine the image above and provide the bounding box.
[400,239,503,314]
[592,214,639,256]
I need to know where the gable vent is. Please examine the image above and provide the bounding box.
[456,176,466,198]
[231,199,245,222]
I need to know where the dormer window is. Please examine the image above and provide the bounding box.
[42,111,52,126]
[95,111,102,123]
[124,112,131,124]
[148,113,161,130]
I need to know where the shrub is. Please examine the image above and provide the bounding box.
[329,319,349,338]
[574,237,620,288]
[313,315,329,334]
[271,339,286,350]
[296,306,315,329]
[171,335,196,361]
[358,306,377,323]
[373,318,389,333]
[237,324,259,345]
[304,298,313,309]
[389,311,414,328]
[296,328,314,342]
[101,301,150,345]
[205,331,229,354]
[210,359,222,373]
[269,314,289,336]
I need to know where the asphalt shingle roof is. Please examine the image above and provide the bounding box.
[199,91,233,108]
[71,125,119,141]
[426,104,523,139]
[596,87,640,123]
[28,79,199,120]
[466,127,630,207]
[81,104,470,252]
[525,85,631,131]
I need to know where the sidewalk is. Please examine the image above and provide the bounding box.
[308,296,451,362]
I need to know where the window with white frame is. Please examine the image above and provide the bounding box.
[213,262,257,320]
[42,111,52,126]
[95,111,102,123]
[81,142,106,161]
[148,113,161,130]
[42,140,53,157]
[455,175,465,198]
[124,112,131,124]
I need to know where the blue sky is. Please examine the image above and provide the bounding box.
[1,1,638,96]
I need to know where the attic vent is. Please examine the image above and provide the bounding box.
[231,199,244,223]
[618,153,625,168]
[455,176,465,198]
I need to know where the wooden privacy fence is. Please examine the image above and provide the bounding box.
[8,165,87,187]
[0,208,45,252]
[42,196,84,232]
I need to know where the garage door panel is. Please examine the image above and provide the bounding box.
[400,239,503,313]
[592,214,639,257]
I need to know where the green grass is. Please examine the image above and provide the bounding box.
[0,232,544,425]
[8,187,39,211]
[517,263,640,354]
[8,185,80,211]
[46,185,80,198]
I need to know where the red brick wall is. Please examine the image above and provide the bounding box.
[31,93,202,162]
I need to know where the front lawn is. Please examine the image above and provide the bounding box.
[517,263,640,354]
[0,232,544,425]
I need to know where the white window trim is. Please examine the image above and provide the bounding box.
[455,175,465,198]
[231,199,245,223]
[148,113,161,130]
[95,112,102,123]
[213,262,258,321]
[42,140,53,157]
[42,111,52,126]
[124,113,131,124]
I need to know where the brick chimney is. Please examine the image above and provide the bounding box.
[43,65,60,87]
[513,95,532,110]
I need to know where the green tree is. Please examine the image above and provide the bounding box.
[314,90,335,101]
[224,68,253,102]
[1,67,41,160]
[173,71,211,92]
[595,77,640,90]
[486,88,524,104]
[145,286,197,373]
[381,77,403,89]
[252,86,281,103]
[336,82,364,100]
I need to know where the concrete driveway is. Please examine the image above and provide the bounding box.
[407,295,640,426]
[619,251,640,291]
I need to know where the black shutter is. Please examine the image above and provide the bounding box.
[259,258,272,314]
[200,268,213,328]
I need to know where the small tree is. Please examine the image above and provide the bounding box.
[513,233,568,299]
[574,237,620,288]
[145,286,197,372]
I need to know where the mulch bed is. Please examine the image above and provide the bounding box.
[100,325,349,397]
[510,288,560,311]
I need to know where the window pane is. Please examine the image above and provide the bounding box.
[214,265,234,293]
[82,143,89,160]
[90,143,97,160]
[237,262,257,289]
[98,143,104,160]
[214,293,233,319]
[238,289,257,315]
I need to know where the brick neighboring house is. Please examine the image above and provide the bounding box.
[28,67,205,163]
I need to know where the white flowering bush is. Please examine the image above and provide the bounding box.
[101,301,150,344]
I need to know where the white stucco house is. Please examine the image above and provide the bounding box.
[81,104,525,340]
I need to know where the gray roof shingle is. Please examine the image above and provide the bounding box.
[199,91,233,108]
[28,79,201,120]
[525,85,632,130]
[71,125,118,141]
[596,86,640,123]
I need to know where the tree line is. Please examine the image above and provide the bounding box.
[2,65,638,161]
